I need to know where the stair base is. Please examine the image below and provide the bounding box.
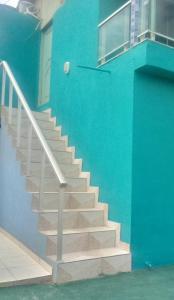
[49,248,131,284]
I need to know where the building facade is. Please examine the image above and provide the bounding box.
[1,0,174,277]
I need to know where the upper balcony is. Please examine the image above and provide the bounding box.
[98,0,174,65]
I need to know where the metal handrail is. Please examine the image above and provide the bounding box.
[0,61,67,280]
[0,61,66,186]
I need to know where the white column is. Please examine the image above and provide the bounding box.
[130,0,140,46]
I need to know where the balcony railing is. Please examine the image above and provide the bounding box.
[98,1,131,65]
[98,0,174,65]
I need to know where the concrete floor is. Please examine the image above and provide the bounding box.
[0,231,51,286]
[1,265,174,299]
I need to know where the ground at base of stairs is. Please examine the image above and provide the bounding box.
[1,265,174,300]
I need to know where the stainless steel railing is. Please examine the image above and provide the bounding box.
[0,61,67,275]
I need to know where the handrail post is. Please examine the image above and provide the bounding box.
[17,99,22,147]
[1,67,6,107]
[27,123,33,176]
[8,82,13,125]
[56,185,65,262]
[39,151,46,210]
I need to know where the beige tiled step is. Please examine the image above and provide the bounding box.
[17,148,73,164]
[49,248,131,284]
[10,117,55,130]
[2,107,132,284]
[3,107,49,121]
[13,136,67,152]
[31,192,96,210]
[38,208,106,231]
[27,176,89,192]
[42,226,118,255]
[8,125,61,141]
[22,160,81,178]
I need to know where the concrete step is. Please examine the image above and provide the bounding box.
[3,107,49,121]
[17,148,73,164]
[42,225,118,255]
[21,160,81,178]
[13,136,67,151]
[38,208,106,231]
[48,248,131,284]
[10,116,55,130]
[27,176,89,193]
[31,191,96,210]
[8,125,61,141]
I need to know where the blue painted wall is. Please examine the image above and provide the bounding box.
[0,5,40,109]
[0,120,46,258]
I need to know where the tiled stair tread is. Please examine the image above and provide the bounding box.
[27,173,88,180]
[3,108,49,119]
[11,118,52,125]
[40,225,117,236]
[34,208,104,213]
[22,161,81,168]
[48,248,130,263]
[19,148,73,154]
[9,125,60,134]
[14,136,67,142]
[30,191,95,195]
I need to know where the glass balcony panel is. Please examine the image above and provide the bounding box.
[154,0,174,39]
[99,3,131,62]
[138,0,151,35]
[139,0,174,40]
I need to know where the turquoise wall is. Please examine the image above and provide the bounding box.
[132,71,174,269]
[0,5,40,109]
[99,0,127,22]
[40,0,138,243]
[47,11,174,267]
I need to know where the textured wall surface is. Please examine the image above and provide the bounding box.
[0,5,40,109]
[132,44,174,269]
[39,0,137,243]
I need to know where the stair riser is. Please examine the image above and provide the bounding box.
[46,231,117,255]
[3,108,49,121]
[27,178,88,192]
[32,193,95,210]
[13,137,66,151]
[17,150,73,164]
[3,108,131,284]
[11,118,55,130]
[22,163,81,178]
[53,254,131,284]
[8,126,61,140]
[39,211,105,231]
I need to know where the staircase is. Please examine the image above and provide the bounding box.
[0,61,131,284]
